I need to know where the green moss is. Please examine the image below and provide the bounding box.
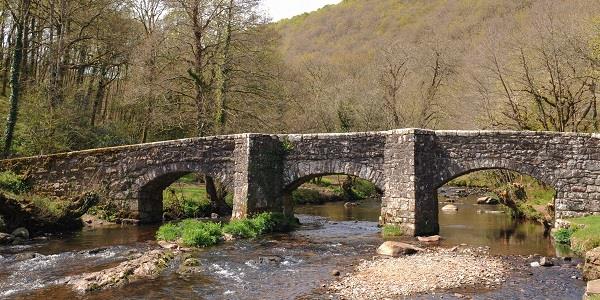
[382,225,404,237]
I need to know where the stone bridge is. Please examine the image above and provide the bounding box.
[1,129,599,236]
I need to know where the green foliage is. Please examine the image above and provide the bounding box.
[223,219,259,238]
[281,137,294,153]
[570,216,600,254]
[382,225,404,237]
[351,178,378,199]
[88,199,124,222]
[292,188,326,204]
[156,223,180,241]
[163,185,212,219]
[0,171,29,194]
[553,227,576,244]
[223,212,299,238]
[180,220,223,247]
[156,213,298,247]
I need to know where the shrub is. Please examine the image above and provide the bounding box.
[382,225,404,237]
[0,171,29,194]
[553,227,576,244]
[156,223,180,241]
[352,178,378,199]
[180,220,222,247]
[292,188,324,204]
[223,219,259,238]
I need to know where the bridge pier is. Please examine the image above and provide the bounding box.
[231,134,287,219]
[380,130,439,236]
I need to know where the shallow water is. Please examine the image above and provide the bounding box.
[296,193,558,256]
[0,189,583,299]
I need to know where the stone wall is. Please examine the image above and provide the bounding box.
[0,129,599,235]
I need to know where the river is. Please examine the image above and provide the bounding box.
[0,188,586,299]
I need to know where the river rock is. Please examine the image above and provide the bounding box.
[211,213,219,219]
[0,232,14,245]
[66,249,175,293]
[586,279,600,299]
[477,196,499,205]
[417,235,442,242]
[331,269,341,276]
[376,241,424,257]
[530,261,540,267]
[344,202,359,208]
[584,247,600,281]
[158,241,179,250]
[14,252,40,261]
[539,257,553,267]
[441,204,458,212]
[11,227,29,240]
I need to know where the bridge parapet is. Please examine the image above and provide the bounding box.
[0,129,598,234]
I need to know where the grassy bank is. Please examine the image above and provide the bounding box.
[156,212,299,247]
[293,175,379,205]
[162,174,233,219]
[553,216,600,254]
[448,170,555,222]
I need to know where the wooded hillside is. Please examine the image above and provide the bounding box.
[0,0,597,157]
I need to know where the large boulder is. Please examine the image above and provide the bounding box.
[584,247,600,281]
[376,241,424,257]
[11,227,29,240]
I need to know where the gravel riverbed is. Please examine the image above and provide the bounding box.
[329,247,510,299]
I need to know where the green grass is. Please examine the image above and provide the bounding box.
[382,225,404,237]
[156,212,299,247]
[180,220,222,247]
[0,171,29,194]
[156,223,180,241]
[553,227,576,244]
[569,216,600,254]
[163,184,212,218]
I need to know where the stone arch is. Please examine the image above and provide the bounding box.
[433,159,557,191]
[129,161,233,223]
[282,161,385,193]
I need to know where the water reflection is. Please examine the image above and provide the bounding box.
[296,193,562,256]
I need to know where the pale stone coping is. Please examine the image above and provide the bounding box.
[2,128,598,162]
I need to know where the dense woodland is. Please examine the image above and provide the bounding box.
[0,0,598,158]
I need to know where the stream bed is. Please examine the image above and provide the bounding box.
[0,189,587,299]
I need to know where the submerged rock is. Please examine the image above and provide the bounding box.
[441,204,458,212]
[14,252,41,261]
[344,202,359,208]
[11,227,29,240]
[376,241,424,257]
[66,249,175,293]
[584,247,600,281]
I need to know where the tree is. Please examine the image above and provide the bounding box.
[3,0,30,157]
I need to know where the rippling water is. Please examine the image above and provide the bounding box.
[0,189,582,299]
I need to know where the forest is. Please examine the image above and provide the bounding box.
[0,0,598,158]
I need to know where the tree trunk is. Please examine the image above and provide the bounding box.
[2,0,29,158]
[205,175,231,216]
